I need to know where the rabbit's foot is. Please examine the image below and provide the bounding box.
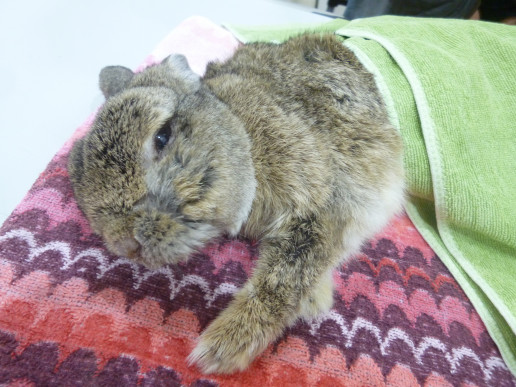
[188,288,278,374]
[298,271,334,321]
[188,309,272,374]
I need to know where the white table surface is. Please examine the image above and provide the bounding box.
[0,0,329,224]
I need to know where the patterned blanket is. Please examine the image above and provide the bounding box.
[0,16,514,386]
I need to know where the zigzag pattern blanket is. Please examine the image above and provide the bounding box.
[0,17,514,386]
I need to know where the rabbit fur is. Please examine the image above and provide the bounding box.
[68,34,404,374]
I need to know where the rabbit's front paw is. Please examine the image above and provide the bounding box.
[188,302,272,374]
[299,271,334,321]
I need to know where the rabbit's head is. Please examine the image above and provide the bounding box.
[69,55,256,268]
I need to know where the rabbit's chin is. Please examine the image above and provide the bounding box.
[129,212,221,270]
[103,212,222,270]
[138,223,220,269]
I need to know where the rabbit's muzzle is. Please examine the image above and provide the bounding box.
[103,209,219,269]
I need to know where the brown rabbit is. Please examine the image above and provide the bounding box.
[68,34,404,374]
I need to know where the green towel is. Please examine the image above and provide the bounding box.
[225,16,516,375]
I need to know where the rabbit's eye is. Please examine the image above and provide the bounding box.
[154,124,171,152]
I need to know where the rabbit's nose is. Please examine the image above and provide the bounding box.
[113,237,142,259]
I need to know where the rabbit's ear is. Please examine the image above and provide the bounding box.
[165,54,200,92]
[99,66,135,99]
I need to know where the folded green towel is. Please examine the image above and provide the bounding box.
[225,16,516,375]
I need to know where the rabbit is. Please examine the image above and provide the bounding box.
[68,34,405,374]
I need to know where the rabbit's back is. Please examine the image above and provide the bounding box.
[204,35,403,238]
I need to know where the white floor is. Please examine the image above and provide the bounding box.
[0,0,331,225]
